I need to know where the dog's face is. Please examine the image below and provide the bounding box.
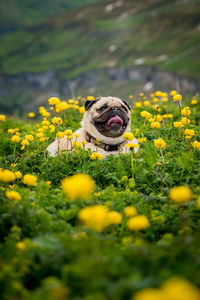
[84,97,131,138]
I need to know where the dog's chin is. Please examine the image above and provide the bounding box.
[94,113,128,138]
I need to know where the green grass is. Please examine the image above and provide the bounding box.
[0,93,200,299]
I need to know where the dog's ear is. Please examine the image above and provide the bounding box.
[85,97,101,111]
[122,99,131,111]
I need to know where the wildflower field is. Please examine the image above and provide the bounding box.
[0,92,200,300]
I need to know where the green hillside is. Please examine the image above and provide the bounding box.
[0,0,200,80]
[0,0,103,31]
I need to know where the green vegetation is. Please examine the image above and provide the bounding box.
[0,92,200,299]
[0,0,200,79]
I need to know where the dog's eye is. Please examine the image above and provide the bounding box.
[98,106,107,112]
[121,105,128,112]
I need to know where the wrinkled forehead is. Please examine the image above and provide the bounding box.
[94,97,124,110]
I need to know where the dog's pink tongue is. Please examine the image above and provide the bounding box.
[107,115,123,127]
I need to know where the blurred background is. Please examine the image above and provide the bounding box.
[0,0,200,115]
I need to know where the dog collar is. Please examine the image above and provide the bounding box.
[86,132,126,152]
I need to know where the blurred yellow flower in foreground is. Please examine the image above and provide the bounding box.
[0,170,15,183]
[127,215,150,231]
[22,174,37,186]
[28,112,35,118]
[6,191,21,201]
[0,115,6,121]
[78,205,108,232]
[108,211,122,225]
[169,186,193,204]
[15,171,22,179]
[16,242,26,250]
[62,174,94,200]
[124,206,137,217]
[132,277,200,300]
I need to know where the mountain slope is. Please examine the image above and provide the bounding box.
[0,0,200,79]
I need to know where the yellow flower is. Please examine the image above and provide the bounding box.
[0,115,6,121]
[48,97,60,105]
[72,141,81,148]
[181,117,190,125]
[162,97,168,102]
[132,288,165,300]
[15,171,22,179]
[192,140,200,151]
[127,215,150,231]
[169,186,193,204]
[144,100,150,106]
[68,99,74,104]
[78,205,108,232]
[124,206,137,217]
[108,211,122,225]
[154,138,167,149]
[42,111,50,118]
[46,181,51,185]
[167,114,173,119]
[49,124,55,132]
[16,242,26,250]
[28,112,35,118]
[123,132,134,141]
[173,122,183,128]
[23,174,37,186]
[67,135,73,141]
[21,139,29,146]
[181,107,191,116]
[8,129,15,134]
[137,137,147,144]
[90,153,103,160]
[135,102,142,108]
[87,96,95,101]
[125,143,139,149]
[140,111,152,119]
[11,135,21,143]
[155,91,163,97]
[196,196,200,209]
[57,132,64,138]
[81,140,87,145]
[151,122,161,129]
[6,191,21,201]
[62,173,94,200]
[56,101,69,113]
[25,135,34,141]
[79,106,85,114]
[36,133,43,139]
[184,129,194,136]
[173,94,182,102]
[152,97,158,103]
[162,277,200,300]
[64,129,73,135]
[191,99,197,105]
[170,90,177,96]
[0,170,15,183]
[42,120,50,126]
[74,133,80,138]
[52,117,62,125]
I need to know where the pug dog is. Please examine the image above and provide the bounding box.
[47,96,138,157]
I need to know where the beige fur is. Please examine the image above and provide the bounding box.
[47,96,138,157]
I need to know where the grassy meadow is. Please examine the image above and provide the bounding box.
[0,91,200,299]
